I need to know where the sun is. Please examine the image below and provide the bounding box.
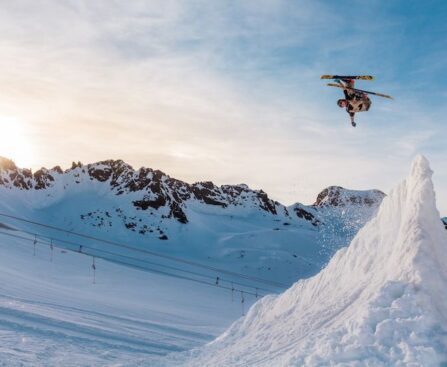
[0,116,35,168]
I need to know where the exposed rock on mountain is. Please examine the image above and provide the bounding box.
[0,158,282,225]
[314,185,385,207]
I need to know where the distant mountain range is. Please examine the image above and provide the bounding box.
[0,156,385,230]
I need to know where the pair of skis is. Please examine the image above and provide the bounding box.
[321,75,393,100]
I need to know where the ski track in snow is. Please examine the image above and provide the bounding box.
[0,234,245,366]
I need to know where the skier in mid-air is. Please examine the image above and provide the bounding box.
[320,75,393,128]
[336,79,371,127]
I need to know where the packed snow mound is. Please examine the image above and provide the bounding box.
[183,155,447,367]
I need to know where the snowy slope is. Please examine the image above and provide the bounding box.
[182,155,447,366]
[0,230,246,366]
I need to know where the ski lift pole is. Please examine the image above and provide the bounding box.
[50,239,54,262]
[92,256,96,284]
[241,291,245,316]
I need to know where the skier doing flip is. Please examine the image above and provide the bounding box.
[337,79,371,127]
[320,75,393,128]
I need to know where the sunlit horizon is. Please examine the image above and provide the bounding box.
[0,116,37,168]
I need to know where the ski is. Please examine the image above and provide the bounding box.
[321,75,374,81]
[326,83,393,100]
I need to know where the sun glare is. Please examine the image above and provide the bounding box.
[0,116,35,168]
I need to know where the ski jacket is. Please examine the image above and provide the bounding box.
[346,97,371,113]
[344,89,371,113]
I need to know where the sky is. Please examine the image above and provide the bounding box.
[0,0,446,214]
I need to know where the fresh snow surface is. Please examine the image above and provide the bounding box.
[181,155,447,367]
[0,232,245,366]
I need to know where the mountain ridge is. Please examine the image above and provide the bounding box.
[0,156,385,228]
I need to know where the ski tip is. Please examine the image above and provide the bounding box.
[374,92,394,99]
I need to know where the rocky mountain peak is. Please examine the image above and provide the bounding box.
[0,157,282,226]
[314,185,385,207]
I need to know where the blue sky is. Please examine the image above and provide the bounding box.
[0,0,446,214]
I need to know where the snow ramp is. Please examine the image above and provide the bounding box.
[183,155,447,366]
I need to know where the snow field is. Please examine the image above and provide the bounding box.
[0,231,246,366]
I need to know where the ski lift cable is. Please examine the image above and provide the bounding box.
[7,227,276,294]
[0,228,273,294]
[0,230,266,298]
[0,213,287,288]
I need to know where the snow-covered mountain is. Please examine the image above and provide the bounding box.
[182,155,447,366]
[0,157,385,285]
[313,185,385,207]
[0,157,383,228]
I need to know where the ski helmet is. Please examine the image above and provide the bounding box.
[337,99,347,108]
